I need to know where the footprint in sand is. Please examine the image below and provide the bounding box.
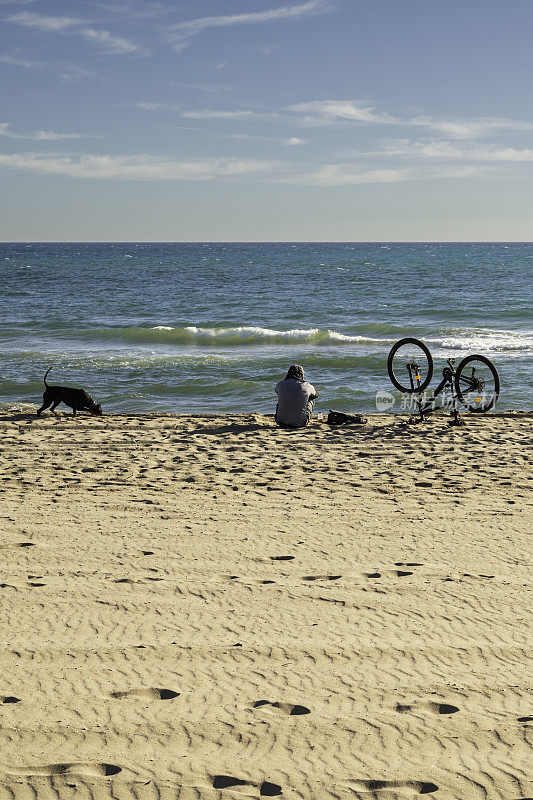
[0,542,36,549]
[252,700,311,716]
[1,696,21,704]
[518,716,533,723]
[345,779,438,795]
[396,701,459,715]
[364,570,414,579]
[270,556,294,561]
[11,763,122,778]
[211,775,282,796]
[109,688,179,700]
[303,575,342,582]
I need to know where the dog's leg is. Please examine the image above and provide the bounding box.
[50,400,61,416]
[72,408,77,416]
[37,396,52,416]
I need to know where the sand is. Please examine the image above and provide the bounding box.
[0,409,531,800]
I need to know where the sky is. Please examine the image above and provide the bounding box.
[0,0,532,241]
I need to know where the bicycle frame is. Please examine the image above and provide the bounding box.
[413,359,463,425]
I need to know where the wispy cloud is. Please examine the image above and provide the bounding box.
[291,163,491,185]
[6,11,144,54]
[256,44,280,56]
[166,0,332,53]
[0,51,99,81]
[6,11,83,30]
[0,122,101,141]
[78,27,141,53]
[409,116,533,139]
[288,100,396,126]
[136,102,182,111]
[58,64,100,82]
[0,152,281,180]
[85,0,167,19]
[176,82,235,95]
[225,133,306,147]
[136,103,278,121]
[296,165,407,185]
[181,109,277,121]
[288,99,533,139]
[0,51,42,68]
[380,138,533,161]
[169,98,532,142]
[0,147,507,186]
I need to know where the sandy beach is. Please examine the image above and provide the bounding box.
[0,409,531,800]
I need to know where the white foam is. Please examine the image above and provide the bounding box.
[428,328,533,353]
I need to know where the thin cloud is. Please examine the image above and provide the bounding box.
[380,138,533,162]
[225,133,306,146]
[288,100,397,126]
[6,12,144,54]
[182,109,277,121]
[6,12,86,31]
[0,51,43,68]
[177,83,235,95]
[166,0,332,53]
[58,64,100,82]
[135,103,272,119]
[85,0,168,19]
[256,44,280,55]
[0,52,99,81]
[297,165,407,185]
[136,102,182,111]
[0,152,281,180]
[0,122,102,140]
[410,115,533,139]
[288,99,533,139]
[292,163,491,185]
[79,27,141,54]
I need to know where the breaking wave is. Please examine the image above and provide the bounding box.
[80,324,533,353]
[90,325,394,347]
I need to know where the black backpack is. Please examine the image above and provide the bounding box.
[326,410,367,425]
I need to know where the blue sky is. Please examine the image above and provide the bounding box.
[1,0,532,240]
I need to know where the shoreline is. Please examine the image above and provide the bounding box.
[0,410,531,799]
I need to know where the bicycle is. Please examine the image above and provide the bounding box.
[387,337,500,425]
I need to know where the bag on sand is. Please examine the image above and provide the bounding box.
[327,410,367,425]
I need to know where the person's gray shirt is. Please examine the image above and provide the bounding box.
[275,378,316,427]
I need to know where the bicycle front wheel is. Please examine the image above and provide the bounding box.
[455,354,500,412]
[387,338,433,393]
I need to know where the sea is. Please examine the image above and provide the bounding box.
[1,242,531,415]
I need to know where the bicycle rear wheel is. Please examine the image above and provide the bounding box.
[387,338,433,393]
[454,354,500,412]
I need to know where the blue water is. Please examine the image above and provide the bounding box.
[1,242,531,413]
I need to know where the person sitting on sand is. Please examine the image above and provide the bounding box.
[275,365,318,428]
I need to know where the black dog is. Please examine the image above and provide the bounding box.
[37,367,103,417]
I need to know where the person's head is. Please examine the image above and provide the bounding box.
[285,364,304,381]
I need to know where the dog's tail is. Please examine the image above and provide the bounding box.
[43,366,53,388]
